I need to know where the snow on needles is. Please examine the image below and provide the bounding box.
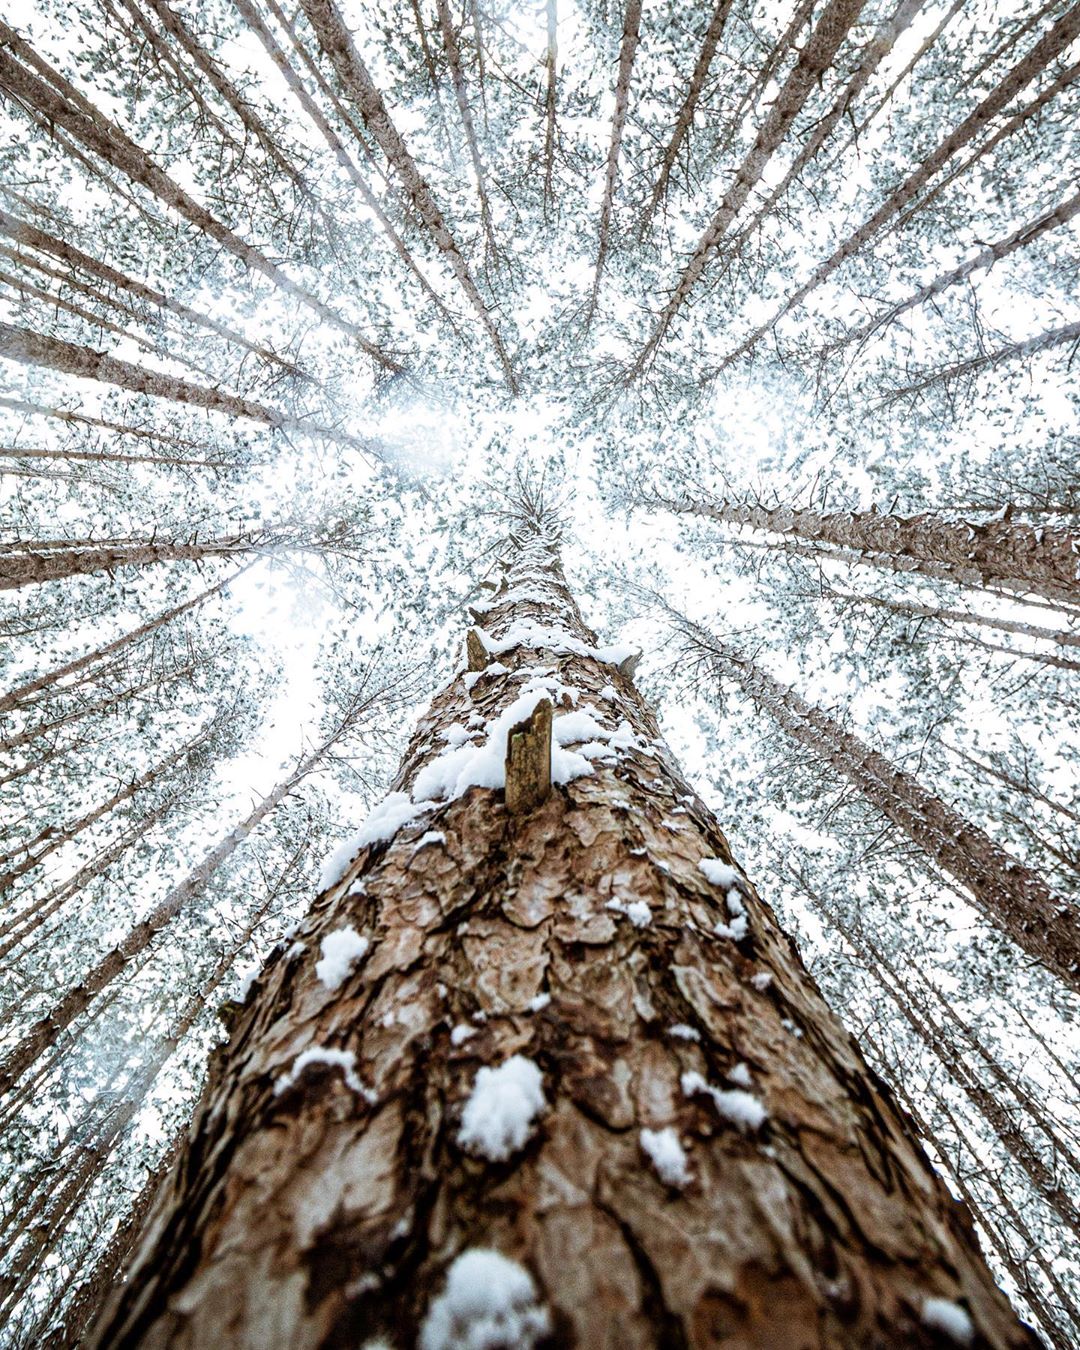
[419,1249,551,1350]
[458,1055,546,1161]
[314,926,369,990]
[640,1127,690,1187]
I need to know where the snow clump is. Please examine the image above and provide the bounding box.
[606,897,652,927]
[699,857,741,888]
[920,1297,975,1345]
[314,926,369,991]
[458,1055,546,1161]
[640,1126,690,1187]
[681,1070,767,1131]
[419,1248,551,1350]
[274,1047,374,1102]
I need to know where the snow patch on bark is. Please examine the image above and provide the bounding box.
[921,1297,975,1345]
[681,1070,767,1131]
[699,857,741,888]
[420,1249,550,1350]
[458,1055,546,1161]
[606,896,652,927]
[476,618,638,669]
[640,1126,690,1187]
[319,793,432,888]
[315,927,369,991]
[274,1047,374,1102]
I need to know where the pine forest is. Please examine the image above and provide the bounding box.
[0,0,1078,1344]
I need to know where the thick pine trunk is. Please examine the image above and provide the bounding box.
[92,510,1034,1348]
[657,493,1080,605]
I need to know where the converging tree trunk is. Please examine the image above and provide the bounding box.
[681,618,1080,992]
[91,499,1035,1348]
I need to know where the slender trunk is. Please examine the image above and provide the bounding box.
[0,794,180,960]
[657,492,1080,604]
[0,206,306,375]
[587,0,642,319]
[228,0,453,323]
[823,585,1080,652]
[881,321,1080,405]
[543,0,558,215]
[298,0,517,391]
[686,621,1080,990]
[827,188,1080,353]
[407,0,457,166]
[91,505,1034,1348]
[0,745,324,1095]
[0,392,214,452]
[941,740,1080,826]
[638,0,733,234]
[0,723,214,893]
[713,2,1080,374]
[0,568,243,714]
[0,321,382,461]
[435,0,499,262]
[0,23,403,370]
[719,0,928,267]
[632,0,867,370]
[0,443,229,468]
[0,532,266,591]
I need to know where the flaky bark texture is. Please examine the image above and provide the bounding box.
[657,493,1080,605]
[91,511,1035,1348]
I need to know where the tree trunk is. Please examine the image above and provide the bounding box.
[0,392,214,451]
[634,0,867,368]
[712,1,1080,374]
[587,0,642,319]
[656,492,1080,605]
[0,531,265,590]
[543,0,558,215]
[91,504,1035,1348]
[683,620,1080,991]
[638,0,733,235]
[298,0,518,391]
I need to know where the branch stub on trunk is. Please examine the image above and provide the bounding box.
[505,697,552,815]
[465,628,488,672]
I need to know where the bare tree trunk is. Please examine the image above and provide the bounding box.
[435,0,499,262]
[0,206,306,374]
[684,619,1080,991]
[656,492,1080,605]
[90,502,1035,1348]
[0,321,383,461]
[0,22,403,370]
[0,568,244,714]
[298,0,518,391]
[0,531,267,591]
[586,0,642,321]
[543,0,558,216]
[631,0,867,372]
[713,2,1080,374]
[228,0,454,324]
[0,443,229,468]
[0,736,334,1095]
[0,392,215,452]
[826,188,1080,353]
[881,321,1080,405]
[638,0,734,235]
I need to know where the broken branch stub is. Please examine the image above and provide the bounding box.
[465,628,488,672]
[504,697,552,814]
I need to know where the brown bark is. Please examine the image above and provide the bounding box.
[0,568,243,714]
[0,531,264,591]
[713,2,1080,374]
[587,0,642,320]
[0,443,228,468]
[228,0,453,323]
[658,493,1080,605]
[631,0,868,371]
[435,0,499,262]
[827,188,1080,353]
[719,0,928,270]
[0,320,383,462]
[0,392,214,452]
[91,506,1035,1348]
[685,620,1080,991]
[0,23,403,370]
[0,206,306,374]
[298,0,518,391]
[638,0,734,235]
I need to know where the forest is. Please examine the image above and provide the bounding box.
[0,0,1077,1344]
